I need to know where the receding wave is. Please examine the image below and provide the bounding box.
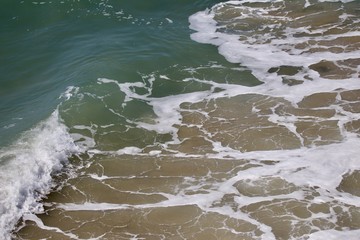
[189,0,360,102]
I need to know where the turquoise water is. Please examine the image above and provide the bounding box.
[1,0,251,146]
[1,0,360,239]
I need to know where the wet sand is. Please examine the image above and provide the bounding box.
[14,89,360,239]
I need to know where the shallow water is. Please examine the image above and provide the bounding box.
[1,0,360,239]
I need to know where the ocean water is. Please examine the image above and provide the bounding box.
[1,0,360,239]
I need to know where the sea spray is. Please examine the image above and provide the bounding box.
[0,110,80,240]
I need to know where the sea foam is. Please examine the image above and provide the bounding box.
[189,0,360,103]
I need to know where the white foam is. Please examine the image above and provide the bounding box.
[116,146,143,155]
[59,86,79,101]
[59,202,130,211]
[308,229,360,240]
[98,77,213,142]
[165,18,173,24]
[21,214,79,239]
[146,91,211,135]
[189,0,360,103]
[0,110,80,240]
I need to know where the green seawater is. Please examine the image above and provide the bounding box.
[0,0,259,147]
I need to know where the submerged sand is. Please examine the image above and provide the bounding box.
[14,89,360,240]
